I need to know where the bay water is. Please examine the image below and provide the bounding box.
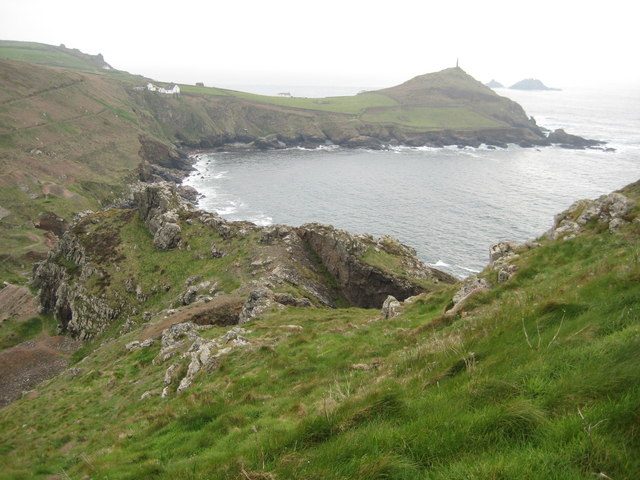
[184,86,640,278]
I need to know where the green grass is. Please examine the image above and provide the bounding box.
[179,84,398,115]
[1,208,639,478]
[361,106,507,130]
[0,41,106,73]
[0,315,56,350]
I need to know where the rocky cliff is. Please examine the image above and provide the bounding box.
[31,182,454,339]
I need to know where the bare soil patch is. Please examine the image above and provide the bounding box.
[0,284,39,323]
[0,335,82,408]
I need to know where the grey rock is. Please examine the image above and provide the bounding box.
[489,241,518,264]
[381,295,402,319]
[153,221,181,250]
[210,244,227,258]
[548,192,635,240]
[239,289,274,324]
[447,275,491,315]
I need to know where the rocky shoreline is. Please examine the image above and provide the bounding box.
[176,127,608,153]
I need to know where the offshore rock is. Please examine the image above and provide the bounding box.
[547,129,604,149]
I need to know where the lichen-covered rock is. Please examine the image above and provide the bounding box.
[210,244,226,258]
[238,289,275,324]
[489,241,518,264]
[151,323,251,394]
[381,295,402,319]
[125,338,154,352]
[446,275,491,315]
[548,192,635,240]
[497,264,519,283]
[153,220,181,250]
[133,182,184,250]
[32,232,124,340]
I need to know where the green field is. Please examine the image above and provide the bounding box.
[361,106,507,130]
[180,84,399,115]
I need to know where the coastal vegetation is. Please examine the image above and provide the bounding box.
[1,40,637,480]
[0,180,638,479]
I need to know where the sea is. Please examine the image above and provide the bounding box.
[184,84,640,279]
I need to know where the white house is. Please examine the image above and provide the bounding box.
[146,83,180,95]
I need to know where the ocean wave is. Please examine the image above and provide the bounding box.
[250,214,274,226]
[292,144,340,152]
[215,200,244,215]
[455,265,481,273]
[429,260,451,268]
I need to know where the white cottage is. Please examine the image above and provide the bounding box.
[146,83,180,95]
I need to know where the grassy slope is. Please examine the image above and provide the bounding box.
[0,183,638,479]
[0,55,167,283]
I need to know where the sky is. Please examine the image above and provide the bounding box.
[1,0,638,92]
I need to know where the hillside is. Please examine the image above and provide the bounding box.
[0,180,638,479]
[0,57,184,282]
[0,42,637,479]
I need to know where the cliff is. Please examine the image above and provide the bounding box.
[31,182,455,340]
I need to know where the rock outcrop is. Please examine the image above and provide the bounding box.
[548,192,635,240]
[297,224,456,308]
[132,322,252,396]
[133,181,186,250]
[446,275,491,315]
[32,231,124,340]
[381,295,402,319]
[31,182,455,338]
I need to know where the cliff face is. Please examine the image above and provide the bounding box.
[31,183,454,339]
[298,224,455,308]
[32,230,125,340]
[130,67,548,151]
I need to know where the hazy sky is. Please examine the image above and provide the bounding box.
[1,0,638,90]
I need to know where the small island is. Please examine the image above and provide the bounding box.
[509,78,561,91]
[485,79,504,88]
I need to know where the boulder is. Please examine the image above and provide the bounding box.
[548,192,635,240]
[381,295,402,319]
[238,289,275,324]
[489,241,518,264]
[446,275,491,315]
